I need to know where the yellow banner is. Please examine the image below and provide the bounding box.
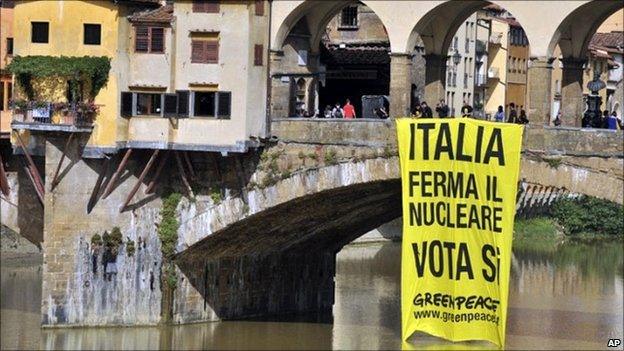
[398,118,524,348]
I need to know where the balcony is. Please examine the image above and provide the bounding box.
[11,101,96,133]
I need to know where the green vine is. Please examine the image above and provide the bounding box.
[158,192,182,259]
[7,55,111,101]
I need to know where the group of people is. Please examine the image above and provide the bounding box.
[493,103,529,124]
[556,110,622,130]
[410,100,476,119]
[323,99,358,119]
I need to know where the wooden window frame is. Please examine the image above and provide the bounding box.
[31,21,49,44]
[254,44,263,66]
[254,0,264,16]
[135,26,165,54]
[83,23,101,45]
[6,37,13,55]
[190,91,231,119]
[339,6,358,29]
[191,39,219,64]
[192,0,220,14]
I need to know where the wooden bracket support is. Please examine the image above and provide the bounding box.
[120,149,160,212]
[14,132,45,204]
[175,152,194,198]
[0,153,11,197]
[182,151,196,180]
[87,157,111,214]
[50,133,75,190]
[234,155,249,204]
[102,148,132,199]
[145,150,170,194]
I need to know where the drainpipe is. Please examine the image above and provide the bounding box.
[265,0,273,139]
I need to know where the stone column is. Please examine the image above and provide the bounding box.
[389,53,412,117]
[527,57,554,125]
[269,50,290,119]
[561,58,586,127]
[423,54,447,106]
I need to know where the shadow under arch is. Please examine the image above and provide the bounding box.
[174,178,401,321]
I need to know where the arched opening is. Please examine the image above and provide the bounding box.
[406,2,532,123]
[270,1,394,119]
[548,3,623,127]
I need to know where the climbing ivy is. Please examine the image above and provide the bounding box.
[158,192,182,259]
[7,56,111,100]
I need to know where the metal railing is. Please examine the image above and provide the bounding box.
[11,102,96,127]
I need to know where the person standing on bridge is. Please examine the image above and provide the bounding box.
[332,103,344,118]
[343,99,356,119]
[494,105,505,122]
[421,101,433,118]
[435,99,450,118]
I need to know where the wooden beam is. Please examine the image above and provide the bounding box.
[182,151,196,179]
[234,155,248,204]
[21,160,44,205]
[0,153,11,197]
[14,132,45,199]
[175,152,194,198]
[145,151,170,194]
[87,157,110,214]
[120,149,160,212]
[102,148,132,199]
[50,133,74,190]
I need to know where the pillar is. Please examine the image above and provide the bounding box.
[561,58,586,127]
[423,54,447,106]
[527,57,554,125]
[269,50,290,119]
[389,53,412,117]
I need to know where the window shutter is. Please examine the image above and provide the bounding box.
[217,92,231,118]
[191,40,204,63]
[255,1,264,16]
[163,94,178,117]
[151,28,164,53]
[205,1,219,13]
[254,44,263,66]
[205,41,219,63]
[192,0,204,12]
[121,92,133,117]
[135,26,149,52]
[176,90,190,118]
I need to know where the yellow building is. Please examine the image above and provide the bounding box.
[483,17,529,120]
[9,0,159,156]
[1,0,14,139]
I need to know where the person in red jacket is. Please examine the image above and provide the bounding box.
[343,99,356,119]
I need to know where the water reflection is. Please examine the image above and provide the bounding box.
[1,240,622,350]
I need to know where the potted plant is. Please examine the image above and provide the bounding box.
[9,99,28,122]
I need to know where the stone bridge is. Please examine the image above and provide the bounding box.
[170,120,623,324]
[9,120,621,327]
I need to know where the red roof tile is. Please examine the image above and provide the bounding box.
[129,4,173,23]
[590,32,624,52]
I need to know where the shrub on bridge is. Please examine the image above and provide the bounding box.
[550,196,623,237]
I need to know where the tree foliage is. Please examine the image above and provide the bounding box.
[7,55,111,100]
[551,196,623,237]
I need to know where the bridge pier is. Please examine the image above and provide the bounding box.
[389,53,413,117]
[560,58,586,127]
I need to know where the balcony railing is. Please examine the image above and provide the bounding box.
[11,101,97,130]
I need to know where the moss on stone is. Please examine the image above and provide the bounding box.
[126,240,136,257]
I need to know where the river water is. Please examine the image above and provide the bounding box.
[1,240,622,350]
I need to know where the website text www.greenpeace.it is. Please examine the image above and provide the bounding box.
[413,309,500,325]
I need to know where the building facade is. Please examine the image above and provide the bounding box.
[0,0,14,140]
[445,13,478,117]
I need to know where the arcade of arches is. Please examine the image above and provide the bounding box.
[269,0,623,125]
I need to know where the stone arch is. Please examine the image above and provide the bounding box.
[547,0,624,59]
[272,0,396,54]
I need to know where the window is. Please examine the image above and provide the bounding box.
[6,38,13,55]
[453,37,458,50]
[135,26,165,53]
[297,50,307,66]
[254,0,264,16]
[0,83,4,111]
[191,91,231,118]
[136,93,162,115]
[31,22,49,43]
[193,0,219,13]
[191,38,219,64]
[83,24,101,45]
[254,44,263,66]
[340,6,358,28]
